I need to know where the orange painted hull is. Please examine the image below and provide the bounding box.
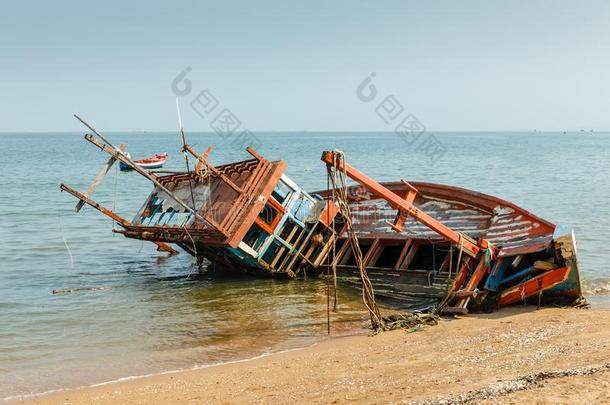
[498,266,571,306]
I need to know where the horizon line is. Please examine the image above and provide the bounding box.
[0,129,605,134]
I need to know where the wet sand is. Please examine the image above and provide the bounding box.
[22,307,610,404]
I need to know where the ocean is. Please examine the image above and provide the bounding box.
[1,131,609,399]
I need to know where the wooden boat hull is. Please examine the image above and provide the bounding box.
[315,181,583,310]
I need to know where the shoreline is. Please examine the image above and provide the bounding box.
[19,306,610,404]
[6,354,270,402]
[6,332,366,403]
[5,345,317,403]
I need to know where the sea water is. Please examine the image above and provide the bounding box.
[1,131,609,398]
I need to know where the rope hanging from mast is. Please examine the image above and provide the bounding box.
[175,99,199,260]
[326,151,384,332]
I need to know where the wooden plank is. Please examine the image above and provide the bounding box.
[368,240,385,268]
[61,183,177,255]
[483,258,510,291]
[386,181,418,232]
[498,265,539,287]
[281,226,313,272]
[534,260,555,271]
[62,183,127,225]
[321,151,482,257]
[450,256,474,293]
[246,146,264,161]
[270,246,287,268]
[184,144,243,194]
[334,238,353,266]
[278,227,308,272]
[84,133,205,222]
[498,266,571,306]
[363,239,381,267]
[225,160,286,247]
[399,241,419,270]
[498,242,550,258]
[511,255,524,268]
[319,201,341,227]
[456,256,487,308]
[394,239,412,270]
[220,159,269,232]
[75,144,125,212]
[195,146,213,174]
[313,233,336,267]
[438,252,451,273]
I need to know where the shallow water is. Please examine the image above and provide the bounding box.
[1,131,609,398]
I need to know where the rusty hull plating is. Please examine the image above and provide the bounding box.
[60,132,583,313]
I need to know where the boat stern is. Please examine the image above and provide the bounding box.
[543,227,583,302]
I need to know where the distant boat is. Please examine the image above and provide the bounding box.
[120,152,168,171]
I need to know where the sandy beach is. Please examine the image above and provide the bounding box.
[21,306,610,404]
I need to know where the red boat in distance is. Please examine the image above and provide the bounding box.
[120,152,168,171]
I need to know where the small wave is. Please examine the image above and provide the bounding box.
[1,343,320,403]
[582,279,610,295]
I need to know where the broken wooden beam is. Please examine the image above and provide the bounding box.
[321,150,483,257]
[441,306,469,315]
[498,266,571,306]
[84,133,206,223]
[386,180,418,232]
[183,144,244,194]
[62,183,126,225]
[194,146,213,175]
[61,183,178,255]
[455,256,488,309]
[75,143,125,212]
[52,285,122,294]
[246,146,264,161]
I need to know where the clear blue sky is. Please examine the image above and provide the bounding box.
[1,0,608,132]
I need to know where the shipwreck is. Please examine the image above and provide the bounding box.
[61,117,583,316]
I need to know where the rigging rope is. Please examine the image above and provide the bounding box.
[327,151,384,332]
[112,162,118,230]
[324,152,445,332]
[435,234,465,313]
[57,209,74,268]
[330,165,339,311]
[325,172,332,334]
[175,98,201,262]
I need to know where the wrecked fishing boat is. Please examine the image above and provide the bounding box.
[61,119,583,314]
[62,117,342,278]
[317,151,582,313]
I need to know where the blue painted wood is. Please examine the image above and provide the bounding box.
[499,265,537,287]
[484,258,510,291]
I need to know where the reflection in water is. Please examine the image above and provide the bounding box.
[0,256,371,399]
[142,269,371,357]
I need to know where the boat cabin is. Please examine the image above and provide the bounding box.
[115,146,342,277]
